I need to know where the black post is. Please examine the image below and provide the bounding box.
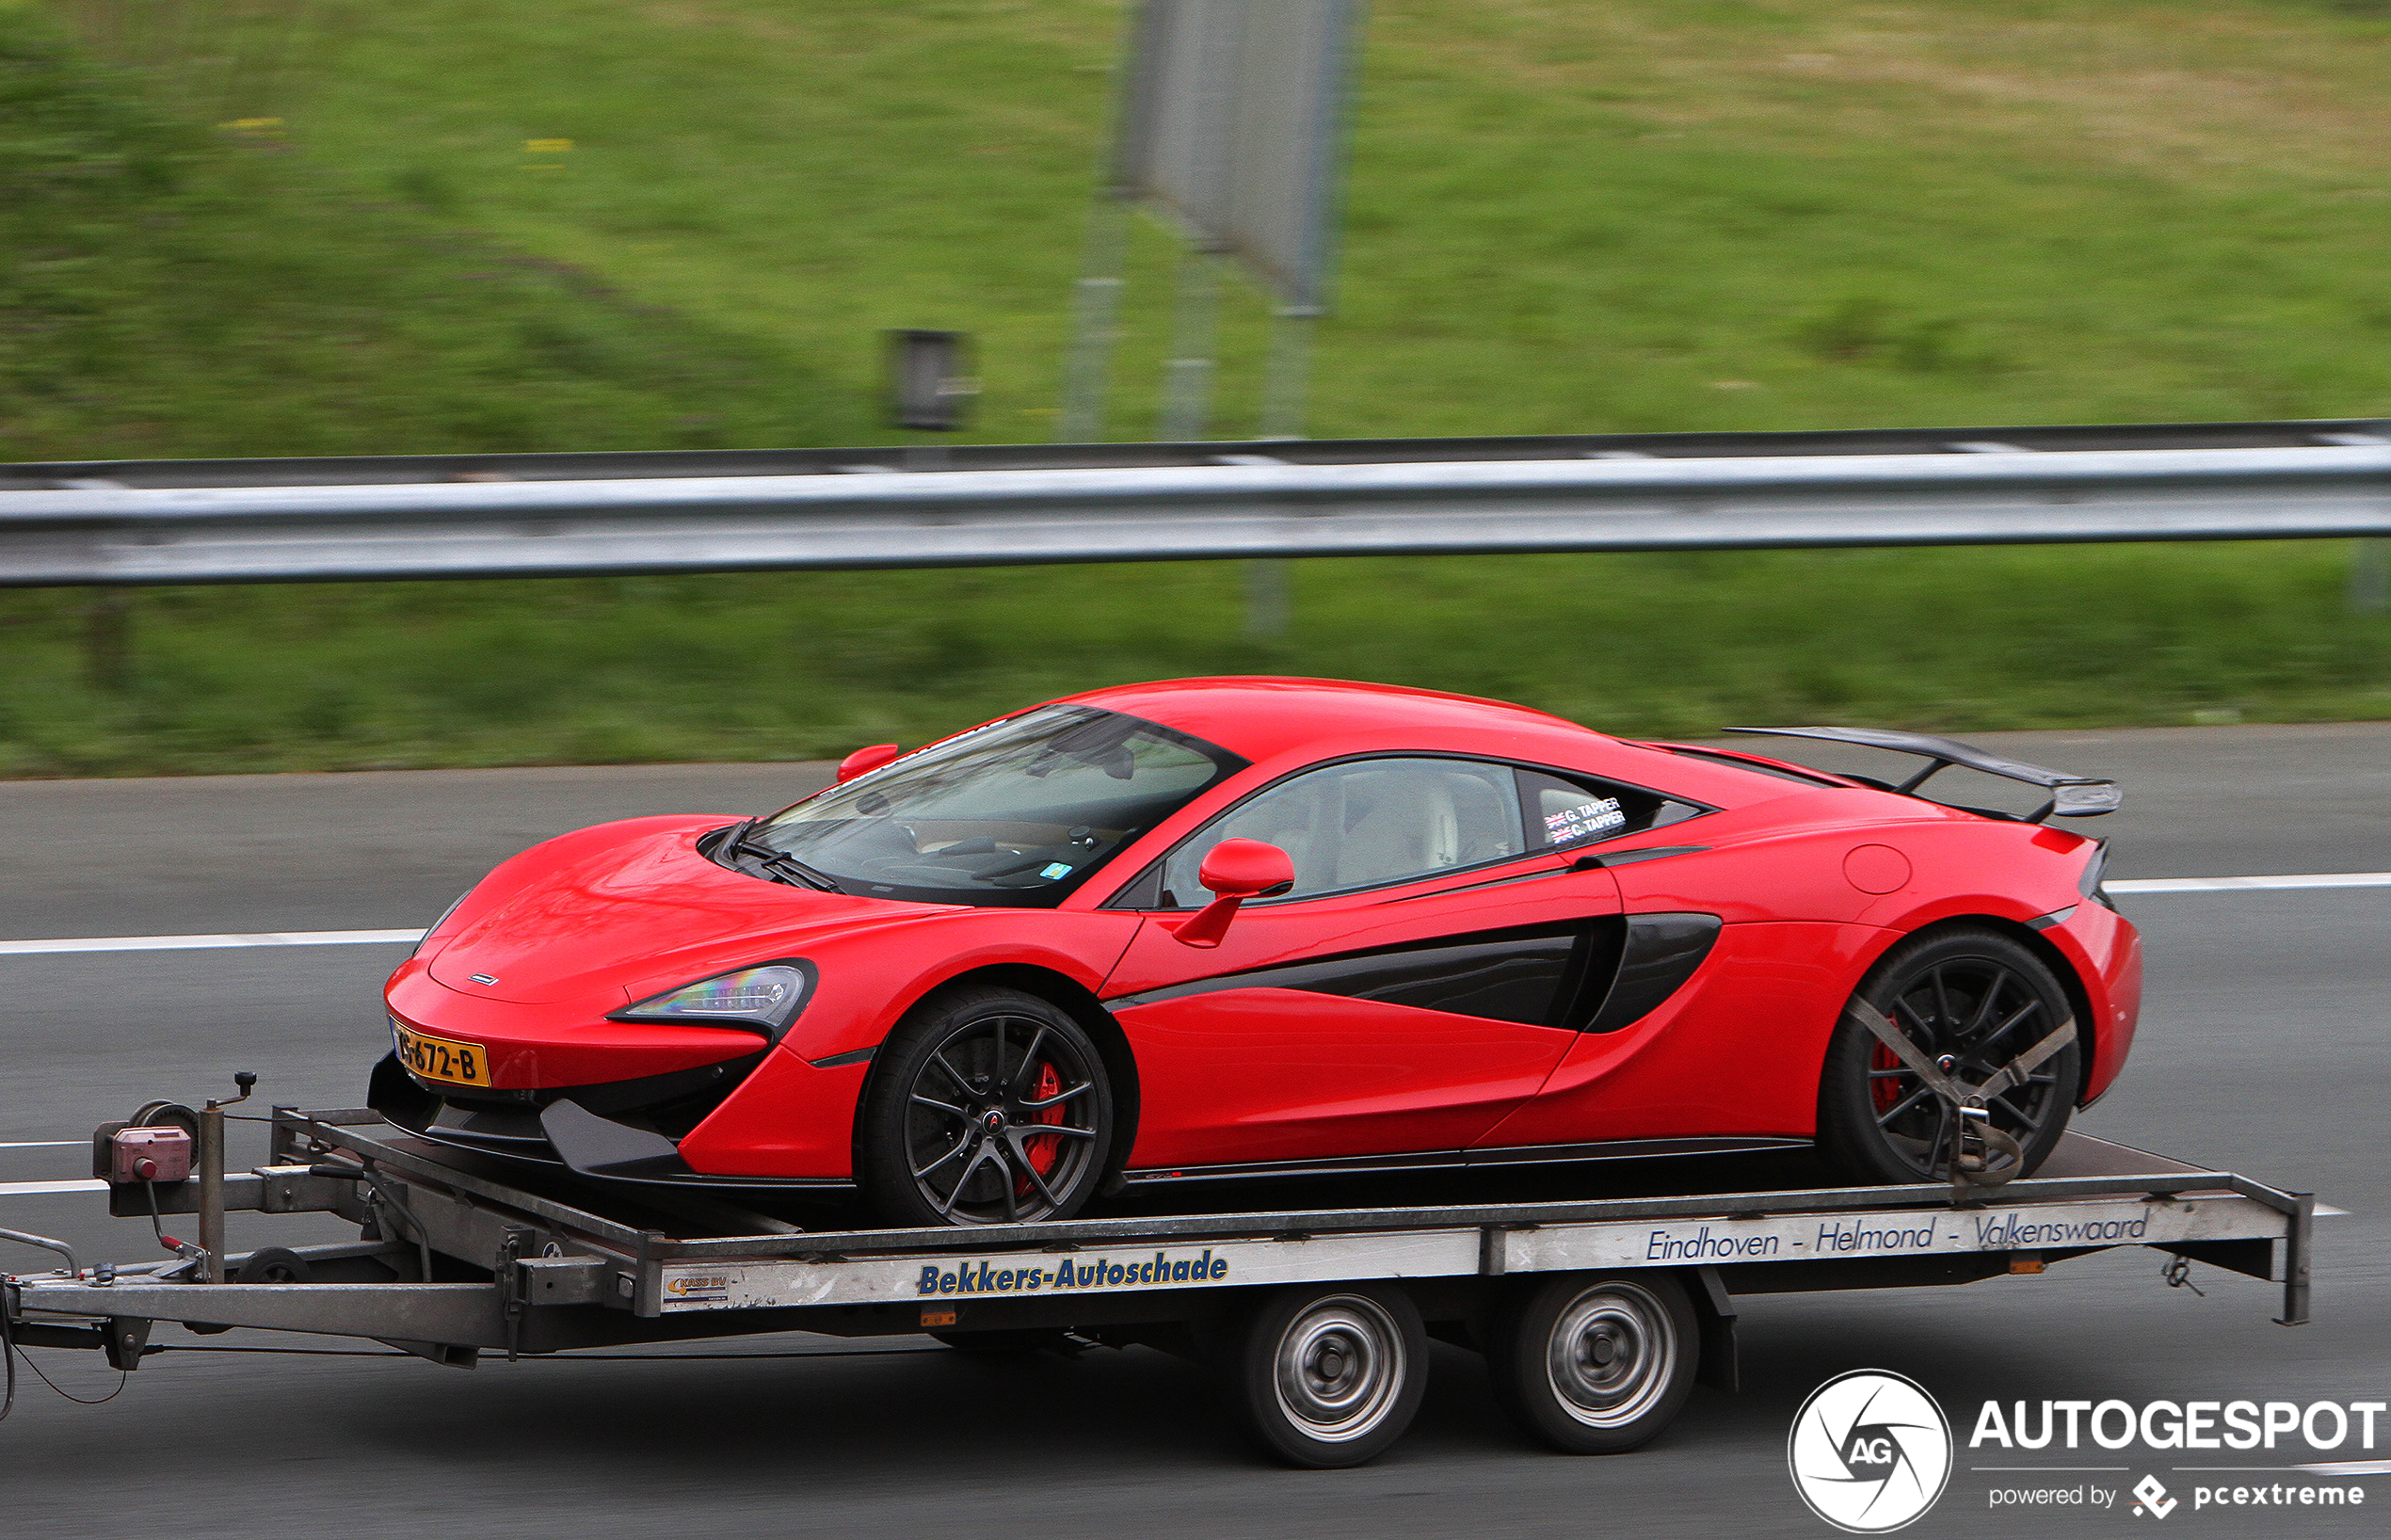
[84,587,134,692]
[885,330,977,432]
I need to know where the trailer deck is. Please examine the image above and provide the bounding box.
[1,1104,2316,1465]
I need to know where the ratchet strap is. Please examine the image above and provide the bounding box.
[1844,1002,2077,1194]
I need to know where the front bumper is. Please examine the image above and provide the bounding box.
[368,1051,855,1192]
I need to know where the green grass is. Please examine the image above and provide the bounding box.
[4,0,2391,776]
[0,8,842,460]
[192,0,2391,441]
[4,542,2386,778]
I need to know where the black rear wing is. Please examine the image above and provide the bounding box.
[1724,726,2121,821]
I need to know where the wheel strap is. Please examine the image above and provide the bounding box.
[1842,1002,2079,1195]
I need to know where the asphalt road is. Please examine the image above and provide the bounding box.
[0,725,2384,1537]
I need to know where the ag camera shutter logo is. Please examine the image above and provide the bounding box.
[1789,1370,1954,1532]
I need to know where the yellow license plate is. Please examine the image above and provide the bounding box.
[392,1021,495,1089]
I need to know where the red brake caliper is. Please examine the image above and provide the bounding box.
[1869,1042,1903,1116]
[1015,1061,1066,1195]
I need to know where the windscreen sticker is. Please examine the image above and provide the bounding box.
[1546,797,1626,843]
[1039,862,1074,879]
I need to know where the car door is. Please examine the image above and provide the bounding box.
[1099,756,1627,1171]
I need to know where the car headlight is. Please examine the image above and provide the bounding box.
[610,962,813,1038]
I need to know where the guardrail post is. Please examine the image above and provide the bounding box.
[83,587,133,691]
[2351,538,2389,615]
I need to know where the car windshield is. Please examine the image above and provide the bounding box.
[749,706,1246,906]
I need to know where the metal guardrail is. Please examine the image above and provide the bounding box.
[3,419,2387,586]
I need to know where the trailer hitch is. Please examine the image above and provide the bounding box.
[1844,1002,2077,1199]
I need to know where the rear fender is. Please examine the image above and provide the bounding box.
[1844,909,2138,1108]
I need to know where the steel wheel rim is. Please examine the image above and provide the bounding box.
[1868,954,2066,1179]
[1271,1295,1406,1443]
[1545,1283,1676,1428]
[902,1012,1100,1225]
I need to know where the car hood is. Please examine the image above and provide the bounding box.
[425,816,947,1005]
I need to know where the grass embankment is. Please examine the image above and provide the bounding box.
[4,2,2391,775]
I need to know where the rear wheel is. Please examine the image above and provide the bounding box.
[857,987,1115,1227]
[1817,927,2080,1185]
[1485,1273,1696,1454]
[1215,1285,1428,1468]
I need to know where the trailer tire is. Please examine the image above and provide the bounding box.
[1486,1272,1696,1455]
[1217,1284,1426,1468]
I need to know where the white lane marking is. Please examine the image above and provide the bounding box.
[0,1179,108,1196]
[2108,872,2391,893]
[0,872,2383,957]
[0,928,424,956]
[0,1141,87,1150]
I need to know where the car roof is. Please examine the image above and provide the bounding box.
[1057,676,1605,764]
[1051,676,1906,816]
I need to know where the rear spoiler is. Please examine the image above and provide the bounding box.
[1723,727,2121,821]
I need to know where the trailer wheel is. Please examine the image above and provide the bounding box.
[1218,1285,1426,1468]
[1486,1273,1696,1455]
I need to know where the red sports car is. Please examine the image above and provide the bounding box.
[375,677,2140,1227]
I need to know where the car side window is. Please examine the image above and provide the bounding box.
[1516,768,1705,851]
[1158,758,1527,906]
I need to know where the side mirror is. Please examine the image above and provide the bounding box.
[1171,839,1294,948]
[836,744,902,783]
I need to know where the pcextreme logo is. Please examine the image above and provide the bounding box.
[1789,1370,1955,1532]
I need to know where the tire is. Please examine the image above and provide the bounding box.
[1485,1272,1697,1455]
[233,1247,313,1285]
[1817,927,2081,1186]
[857,987,1115,1227]
[1217,1285,1428,1468]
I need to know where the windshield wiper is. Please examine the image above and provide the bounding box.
[725,821,843,892]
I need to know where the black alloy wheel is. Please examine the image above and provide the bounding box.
[1816,927,2081,1186]
[859,987,1115,1227]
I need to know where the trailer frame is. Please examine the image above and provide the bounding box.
[0,1107,2316,1464]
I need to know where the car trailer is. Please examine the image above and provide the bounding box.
[2,1095,2316,1467]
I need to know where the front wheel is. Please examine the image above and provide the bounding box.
[1485,1273,1697,1454]
[1817,927,2081,1186]
[857,987,1115,1227]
